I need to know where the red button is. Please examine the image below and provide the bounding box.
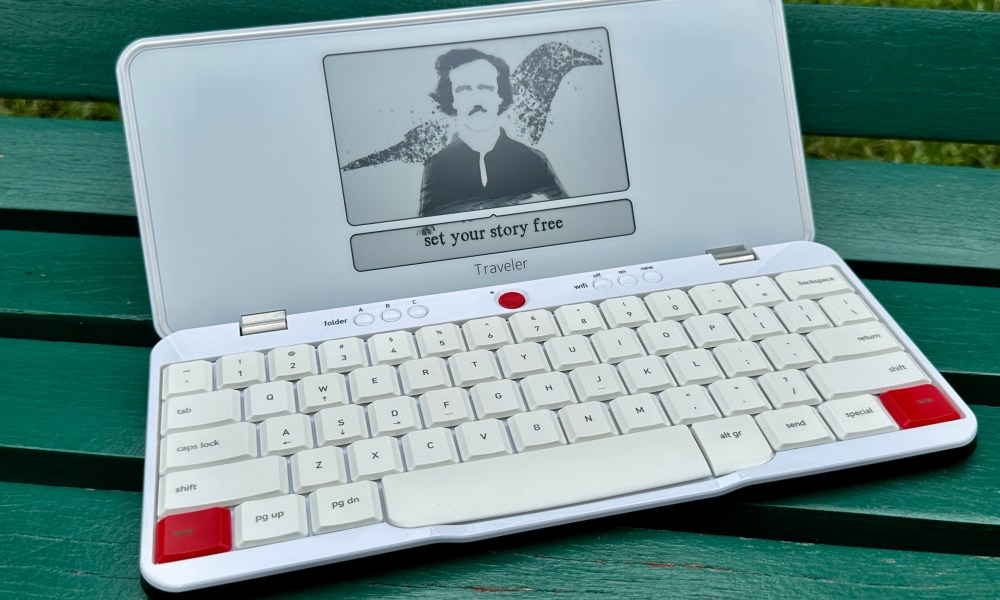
[497,291,526,309]
[879,385,960,429]
[156,507,232,563]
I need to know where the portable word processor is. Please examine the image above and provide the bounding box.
[117,0,978,591]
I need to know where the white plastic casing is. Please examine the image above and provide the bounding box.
[139,241,978,591]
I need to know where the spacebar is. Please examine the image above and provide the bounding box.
[381,426,712,528]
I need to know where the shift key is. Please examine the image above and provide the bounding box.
[158,456,289,517]
[807,352,929,400]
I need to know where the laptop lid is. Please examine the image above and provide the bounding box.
[117,0,812,337]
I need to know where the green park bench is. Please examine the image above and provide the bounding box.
[1,1,997,596]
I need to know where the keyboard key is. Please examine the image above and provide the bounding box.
[569,364,626,402]
[471,379,525,419]
[613,355,670,393]
[637,320,694,355]
[381,427,711,527]
[159,422,258,474]
[290,446,347,493]
[554,303,607,335]
[544,335,598,371]
[368,332,418,366]
[665,349,724,386]
[509,309,560,342]
[688,282,742,314]
[732,276,787,307]
[879,385,961,429]
[756,406,835,451]
[348,364,401,402]
[260,413,314,456]
[609,393,670,433]
[309,481,384,534]
[691,415,773,476]
[368,396,422,436]
[347,436,404,481]
[521,371,577,410]
[708,377,771,416]
[235,494,309,549]
[559,401,618,442]
[401,427,460,470]
[713,341,773,377]
[775,266,853,300]
[415,323,467,358]
[496,342,551,379]
[819,293,876,326]
[268,344,319,380]
[807,322,902,362]
[158,455,289,517]
[162,360,214,400]
[728,307,786,341]
[463,316,513,350]
[774,299,832,333]
[757,370,821,408]
[817,395,899,439]
[318,337,369,373]
[599,295,652,328]
[156,507,231,563]
[160,389,241,435]
[314,405,370,446]
[684,313,740,348]
[216,352,266,389]
[644,289,698,321]
[760,334,821,370]
[591,328,646,364]
[508,410,567,451]
[244,380,296,421]
[419,388,474,427]
[449,350,501,386]
[398,357,452,395]
[455,419,513,460]
[661,385,721,424]
[806,352,930,400]
[297,373,350,412]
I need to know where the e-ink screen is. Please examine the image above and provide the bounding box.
[324,27,631,270]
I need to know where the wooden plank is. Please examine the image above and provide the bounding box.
[1,3,999,142]
[1,318,997,550]
[809,160,1000,274]
[1,213,997,358]
[1,481,997,599]
[0,338,147,490]
[785,4,1000,143]
[2,117,999,269]
[0,117,134,217]
[0,230,155,346]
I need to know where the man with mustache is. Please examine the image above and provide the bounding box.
[419,48,566,217]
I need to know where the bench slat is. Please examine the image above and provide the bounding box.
[1,5,998,142]
[2,115,998,269]
[1,332,997,549]
[1,480,997,598]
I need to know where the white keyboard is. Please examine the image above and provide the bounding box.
[142,256,975,590]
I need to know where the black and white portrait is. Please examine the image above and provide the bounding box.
[326,28,628,226]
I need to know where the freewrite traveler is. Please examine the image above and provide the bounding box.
[116,0,977,591]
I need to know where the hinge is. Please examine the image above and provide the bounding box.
[706,244,757,266]
[240,309,287,336]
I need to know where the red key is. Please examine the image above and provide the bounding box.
[879,384,960,429]
[497,291,526,310]
[156,507,232,563]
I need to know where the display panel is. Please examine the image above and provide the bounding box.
[324,27,629,227]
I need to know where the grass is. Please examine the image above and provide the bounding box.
[1,0,997,168]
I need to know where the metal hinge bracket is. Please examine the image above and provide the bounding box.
[240,309,287,336]
[706,244,757,266]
